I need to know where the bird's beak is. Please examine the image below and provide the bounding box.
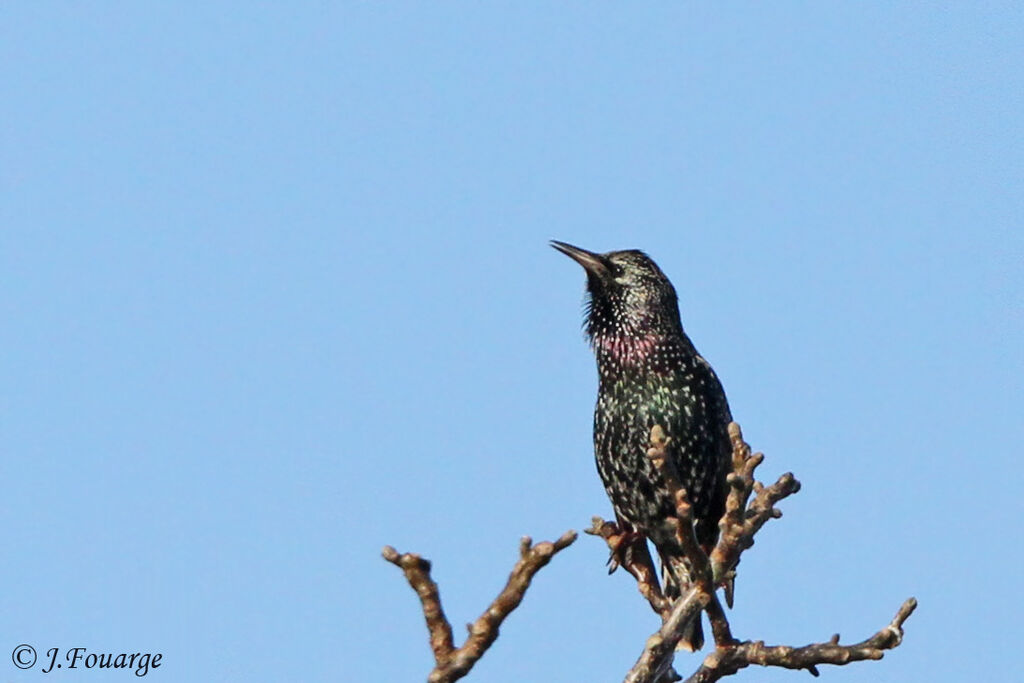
[550,240,609,279]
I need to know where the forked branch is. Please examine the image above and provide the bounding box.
[384,422,915,683]
[602,422,915,683]
[382,531,577,683]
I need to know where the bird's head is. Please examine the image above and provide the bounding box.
[551,240,682,345]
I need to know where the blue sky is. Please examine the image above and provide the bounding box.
[2,3,1021,682]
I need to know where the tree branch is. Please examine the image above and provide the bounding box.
[610,422,915,683]
[380,546,455,665]
[683,598,918,683]
[385,421,915,683]
[709,423,801,604]
[382,530,577,683]
[623,585,706,683]
[647,424,736,649]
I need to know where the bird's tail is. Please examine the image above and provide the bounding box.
[660,554,704,652]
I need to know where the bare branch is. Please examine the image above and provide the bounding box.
[649,424,737,650]
[383,530,577,683]
[616,422,914,683]
[647,426,709,583]
[620,425,738,683]
[623,582,713,683]
[381,546,455,664]
[709,423,801,598]
[386,421,915,683]
[682,598,918,683]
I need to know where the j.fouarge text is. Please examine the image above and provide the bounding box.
[41,647,162,676]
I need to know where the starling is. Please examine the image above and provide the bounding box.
[552,240,733,651]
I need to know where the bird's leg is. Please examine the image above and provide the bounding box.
[585,517,641,572]
[586,517,672,616]
[609,524,646,574]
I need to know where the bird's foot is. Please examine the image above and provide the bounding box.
[606,527,647,574]
[584,517,644,574]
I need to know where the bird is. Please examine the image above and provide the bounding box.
[551,240,733,651]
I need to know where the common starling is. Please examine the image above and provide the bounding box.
[552,241,733,651]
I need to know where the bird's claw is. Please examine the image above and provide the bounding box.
[605,525,645,575]
[721,571,736,608]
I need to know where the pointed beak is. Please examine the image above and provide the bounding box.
[550,240,609,278]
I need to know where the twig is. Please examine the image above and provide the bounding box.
[709,423,801,599]
[649,424,737,649]
[383,530,577,683]
[380,546,455,664]
[682,598,918,683]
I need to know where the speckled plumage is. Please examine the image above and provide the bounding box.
[553,241,733,651]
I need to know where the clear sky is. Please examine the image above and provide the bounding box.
[2,4,1021,682]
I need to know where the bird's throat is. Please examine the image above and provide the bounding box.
[593,332,661,369]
